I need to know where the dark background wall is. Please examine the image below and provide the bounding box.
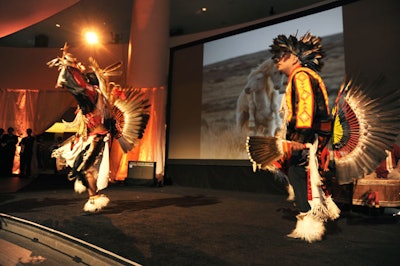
[343,0,399,90]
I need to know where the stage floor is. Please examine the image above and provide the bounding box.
[0,174,399,265]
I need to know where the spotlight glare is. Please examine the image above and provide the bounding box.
[85,31,99,45]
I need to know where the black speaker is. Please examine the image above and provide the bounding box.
[126,161,156,185]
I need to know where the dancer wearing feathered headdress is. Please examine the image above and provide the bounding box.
[48,44,150,213]
[270,32,339,242]
[246,32,400,242]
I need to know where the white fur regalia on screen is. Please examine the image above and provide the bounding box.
[48,43,150,212]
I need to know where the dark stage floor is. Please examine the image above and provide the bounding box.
[0,174,399,265]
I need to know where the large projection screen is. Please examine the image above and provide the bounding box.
[168,6,344,161]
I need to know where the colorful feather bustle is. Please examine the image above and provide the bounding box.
[112,89,150,152]
[332,78,400,184]
[85,56,150,152]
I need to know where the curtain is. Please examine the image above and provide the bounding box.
[0,88,75,135]
[0,88,76,175]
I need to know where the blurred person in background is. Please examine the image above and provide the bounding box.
[19,128,35,178]
[1,127,19,177]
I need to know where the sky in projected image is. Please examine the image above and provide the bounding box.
[200,7,344,160]
[203,7,343,66]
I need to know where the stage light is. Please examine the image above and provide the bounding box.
[85,31,99,45]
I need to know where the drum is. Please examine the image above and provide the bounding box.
[331,174,400,208]
[352,178,400,207]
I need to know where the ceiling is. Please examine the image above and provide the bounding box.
[0,0,327,48]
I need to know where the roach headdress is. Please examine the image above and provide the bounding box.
[269,32,324,72]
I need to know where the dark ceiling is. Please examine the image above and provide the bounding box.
[0,0,326,48]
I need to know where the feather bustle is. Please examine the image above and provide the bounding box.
[333,78,400,184]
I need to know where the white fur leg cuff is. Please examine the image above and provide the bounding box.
[287,214,325,243]
[74,179,87,194]
[83,194,110,213]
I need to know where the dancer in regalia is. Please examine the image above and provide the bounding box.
[270,33,340,241]
[48,44,150,212]
[246,32,400,242]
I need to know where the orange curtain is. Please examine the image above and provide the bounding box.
[110,86,167,182]
[0,88,75,135]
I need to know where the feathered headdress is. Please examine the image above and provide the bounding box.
[269,32,324,72]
